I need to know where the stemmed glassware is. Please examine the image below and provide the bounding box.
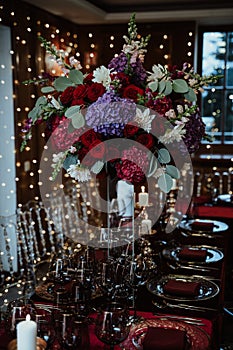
[36,314,55,349]
[124,255,147,323]
[56,313,83,350]
[5,297,37,339]
[95,302,130,350]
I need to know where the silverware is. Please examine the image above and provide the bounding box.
[152,315,205,326]
[167,261,219,273]
[152,299,218,312]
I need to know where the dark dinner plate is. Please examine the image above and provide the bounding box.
[147,274,219,302]
[179,219,228,233]
[162,245,224,264]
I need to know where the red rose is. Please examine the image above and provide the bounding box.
[89,140,105,159]
[73,84,87,100]
[87,82,105,102]
[123,123,139,138]
[136,133,155,150]
[79,129,100,148]
[71,98,85,106]
[111,72,130,87]
[60,86,75,106]
[153,95,173,116]
[122,84,144,102]
[84,73,94,84]
[79,147,96,167]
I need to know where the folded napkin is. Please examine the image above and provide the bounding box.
[143,327,187,350]
[163,279,201,297]
[178,247,207,261]
[191,221,214,231]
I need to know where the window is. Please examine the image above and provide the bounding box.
[200,28,233,144]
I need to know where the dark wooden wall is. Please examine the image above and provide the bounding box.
[2,0,231,205]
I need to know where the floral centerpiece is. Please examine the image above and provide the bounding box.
[21,14,218,195]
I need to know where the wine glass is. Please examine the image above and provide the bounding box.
[36,314,55,349]
[56,313,82,349]
[5,298,37,338]
[124,255,147,323]
[95,302,130,350]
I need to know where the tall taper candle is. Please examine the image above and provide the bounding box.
[17,314,37,350]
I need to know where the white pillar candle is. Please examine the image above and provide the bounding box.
[17,314,37,350]
[138,186,149,206]
[141,219,152,234]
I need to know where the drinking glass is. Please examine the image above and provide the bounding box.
[56,313,82,349]
[95,302,130,350]
[5,298,37,338]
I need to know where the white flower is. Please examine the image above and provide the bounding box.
[92,65,111,88]
[67,164,91,182]
[69,146,77,154]
[165,109,176,119]
[69,56,82,70]
[134,107,156,132]
[177,105,184,114]
[52,152,66,165]
[147,64,166,82]
[159,125,186,144]
[188,78,198,87]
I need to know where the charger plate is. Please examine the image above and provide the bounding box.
[121,318,210,350]
[147,275,219,302]
[162,245,223,264]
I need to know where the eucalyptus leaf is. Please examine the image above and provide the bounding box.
[67,120,76,133]
[71,112,85,129]
[147,154,158,177]
[163,81,173,96]
[65,105,81,119]
[165,165,180,179]
[184,87,197,102]
[148,81,158,92]
[63,155,78,171]
[91,160,105,174]
[41,86,55,93]
[28,107,40,123]
[172,79,189,93]
[53,77,74,91]
[158,173,173,193]
[69,70,84,84]
[157,148,171,164]
[158,80,166,93]
[35,96,47,107]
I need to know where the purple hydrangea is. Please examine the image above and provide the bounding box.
[108,52,147,86]
[183,109,206,154]
[85,90,136,136]
[93,122,125,137]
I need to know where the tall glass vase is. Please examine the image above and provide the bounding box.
[107,178,135,260]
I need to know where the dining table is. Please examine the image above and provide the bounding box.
[0,200,231,350]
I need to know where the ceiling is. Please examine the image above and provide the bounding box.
[22,0,233,25]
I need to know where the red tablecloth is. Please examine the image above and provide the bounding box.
[88,311,213,350]
[0,310,213,350]
[194,205,233,219]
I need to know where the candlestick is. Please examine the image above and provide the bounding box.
[138,186,149,206]
[17,314,37,350]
